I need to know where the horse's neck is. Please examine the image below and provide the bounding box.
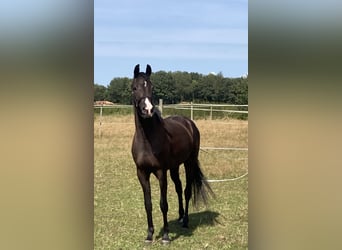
[134,110,166,153]
[134,111,160,136]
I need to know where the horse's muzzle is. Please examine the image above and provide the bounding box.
[138,97,154,118]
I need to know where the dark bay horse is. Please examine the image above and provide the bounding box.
[131,64,213,244]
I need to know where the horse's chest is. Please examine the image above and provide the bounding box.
[132,142,162,168]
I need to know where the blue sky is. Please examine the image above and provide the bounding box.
[95,0,248,86]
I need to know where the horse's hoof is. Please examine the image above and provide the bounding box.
[144,238,153,244]
[182,223,189,228]
[161,238,171,245]
[178,218,183,223]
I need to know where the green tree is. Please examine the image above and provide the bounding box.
[228,77,248,104]
[196,74,215,102]
[107,77,131,104]
[94,83,108,101]
[151,71,178,104]
[99,71,248,106]
[190,72,202,102]
[172,71,193,102]
[210,73,225,102]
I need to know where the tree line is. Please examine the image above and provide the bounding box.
[94,71,248,105]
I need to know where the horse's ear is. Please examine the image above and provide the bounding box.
[146,64,152,77]
[134,64,140,78]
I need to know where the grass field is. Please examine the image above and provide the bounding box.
[94,114,248,249]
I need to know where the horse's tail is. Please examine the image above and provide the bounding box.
[191,159,215,207]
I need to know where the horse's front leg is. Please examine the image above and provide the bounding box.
[155,169,170,244]
[137,168,154,242]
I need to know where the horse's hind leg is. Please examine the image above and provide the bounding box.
[170,166,185,222]
[183,161,195,228]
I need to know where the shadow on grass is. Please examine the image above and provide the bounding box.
[156,210,221,241]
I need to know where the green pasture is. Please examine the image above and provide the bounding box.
[94,115,248,249]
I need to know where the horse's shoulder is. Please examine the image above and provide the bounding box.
[164,115,189,123]
[165,115,194,127]
[164,116,183,127]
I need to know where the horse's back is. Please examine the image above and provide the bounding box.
[163,116,200,164]
[164,115,199,137]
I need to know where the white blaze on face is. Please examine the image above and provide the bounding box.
[144,98,153,116]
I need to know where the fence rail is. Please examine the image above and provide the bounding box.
[94,104,131,108]
[94,101,248,120]
[161,102,248,120]
[165,103,248,107]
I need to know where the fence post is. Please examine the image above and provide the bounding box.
[210,104,213,120]
[159,99,163,115]
[99,105,103,137]
[99,105,103,125]
[190,102,193,120]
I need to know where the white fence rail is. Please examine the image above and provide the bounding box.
[160,102,248,120]
[94,101,248,120]
[94,104,131,108]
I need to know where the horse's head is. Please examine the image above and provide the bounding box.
[132,64,154,118]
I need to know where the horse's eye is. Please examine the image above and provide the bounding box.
[132,86,137,91]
